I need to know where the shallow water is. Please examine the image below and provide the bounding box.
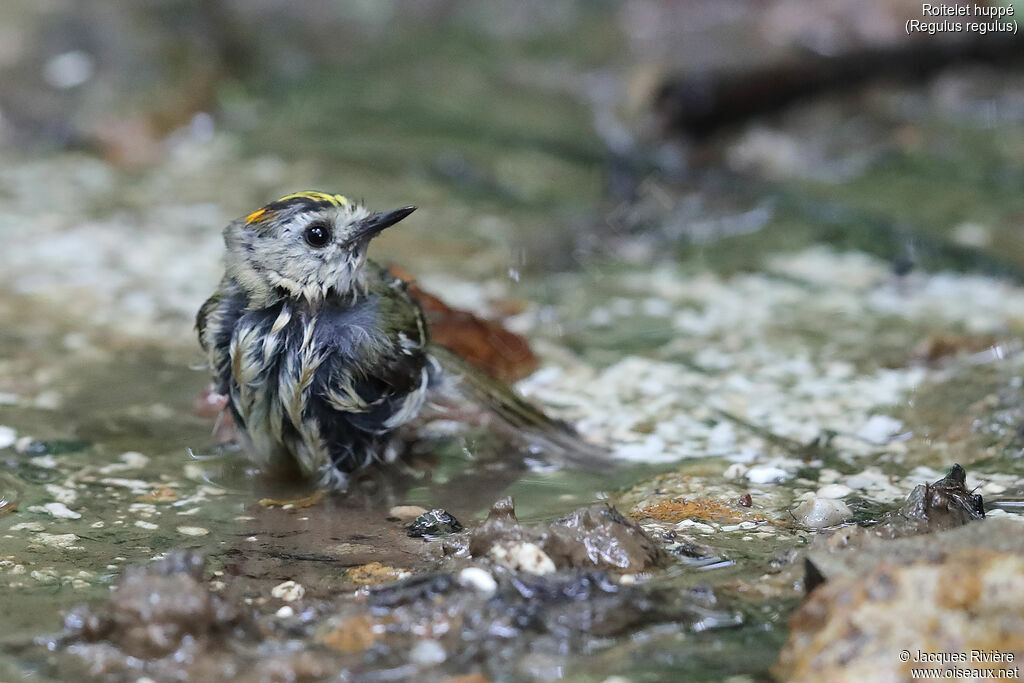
[3,4,1024,681]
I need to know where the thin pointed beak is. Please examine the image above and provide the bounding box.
[347,206,416,244]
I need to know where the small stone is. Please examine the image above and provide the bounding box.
[746,466,790,484]
[121,451,150,468]
[856,415,903,445]
[15,437,43,455]
[34,533,82,549]
[724,463,748,480]
[389,505,428,521]
[457,567,497,594]
[794,497,852,529]
[0,426,16,449]
[176,526,209,537]
[275,605,294,618]
[409,639,447,665]
[407,509,464,538]
[817,484,853,499]
[271,580,305,602]
[42,502,81,520]
[44,484,78,505]
[675,519,715,534]
[43,50,95,89]
[490,541,557,575]
[134,520,158,530]
[33,391,62,410]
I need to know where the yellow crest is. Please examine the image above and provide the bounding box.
[275,191,349,207]
[246,191,350,224]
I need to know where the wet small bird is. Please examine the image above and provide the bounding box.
[197,191,597,488]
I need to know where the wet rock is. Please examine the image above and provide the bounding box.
[457,567,498,595]
[407,509,464,539]
[545,505,667,571]
[368,573,459,609]
[793,497,852,529]
[58,552,251,660]
[360,568,738,678]
[469,497,667,573]
[490,541,557,575]
[270,580,305,602]
[866,464,984,540]
[409,639,447,665]
[746,466,790,484]
[798,465,990,586]
[776,521,1024,681]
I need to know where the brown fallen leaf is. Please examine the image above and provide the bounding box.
[137,485,178,503]
[344,561,407,586]
[911,333,998,364]
[318,615,386,654]
[258,490,326,509]
[388,264,538,382]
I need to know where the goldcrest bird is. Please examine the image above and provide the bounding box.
[197,191,600,489]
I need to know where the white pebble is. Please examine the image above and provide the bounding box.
[746,466,790,484]
[275,605,294,618]
[794,497,852,529]
[271,580,305,602]
[134,520,158,530]
[614,435,671,463]
[723,463,748,480]
[489,542,556,575]
[0,425,16,449]
[856,415,903,444]
[388,505,428,520]
[176,526,209,537]
[458,567,497,594]
[409,639,447,665]
[816,484,853,499]
[42,502,81,519]
[43,50,95,89]
[15,436,37,454]
[44,484,78,505]
[119,451,150,468]
[35,533,81,549]
[675,519,715,534]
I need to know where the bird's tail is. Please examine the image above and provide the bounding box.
[426,342,610,469]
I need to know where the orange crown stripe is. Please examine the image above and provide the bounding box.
[245,208,269,224]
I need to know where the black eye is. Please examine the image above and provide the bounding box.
[303,221,333,248]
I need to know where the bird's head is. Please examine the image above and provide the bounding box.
[223,191,415,305]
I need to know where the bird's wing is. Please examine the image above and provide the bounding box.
[426,342,611,469]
